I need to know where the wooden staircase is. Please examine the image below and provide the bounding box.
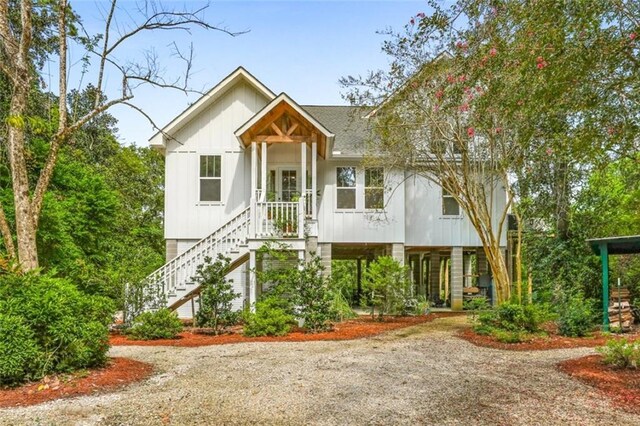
[142,207,251,311]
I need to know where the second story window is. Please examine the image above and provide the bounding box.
[442,188,460,216]
[200,155,221,202]
[336,167,356,209]
[364,167,384,209]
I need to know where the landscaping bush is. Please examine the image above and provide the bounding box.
[0,314,41,386]
[478,302,549,333]
[492,329,524,344]
[0,272,115,385]
[243,296,295,337]
[363,256,412,319]
[192,254,241,334]
[556,296,596,337]
[126,309,183,340]
[597,338,640,369]
[257,245,334,333]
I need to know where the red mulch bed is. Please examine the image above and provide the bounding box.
[458,328,640,351]
[111,312,463,347]
[558,355,640,414]
[0,357,153,409]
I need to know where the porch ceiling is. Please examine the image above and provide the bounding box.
[235,93,334,158]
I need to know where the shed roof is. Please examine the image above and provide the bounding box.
[587,235,640,255]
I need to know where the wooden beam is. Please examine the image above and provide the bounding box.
[286,122,299,136]
[255,135,307,143]
[270,122,284,137]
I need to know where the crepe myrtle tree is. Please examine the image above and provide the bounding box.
[0,0,242,271]
[341,0,639,303]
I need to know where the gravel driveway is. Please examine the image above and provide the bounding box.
[1,316,637,425]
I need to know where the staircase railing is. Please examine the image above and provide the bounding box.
[143,207,251,304]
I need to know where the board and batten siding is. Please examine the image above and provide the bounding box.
[318,161,405,243]
[164,81,269,240]
[403,174,508,247]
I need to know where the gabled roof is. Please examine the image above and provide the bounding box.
[234,93,335,158]
[149,67,276,149]
[301,106,371,158]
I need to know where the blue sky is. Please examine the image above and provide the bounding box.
[67,1,425,145]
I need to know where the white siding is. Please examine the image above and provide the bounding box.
[318,160,405,243]
[403,174,508,247]
[164,81,269,240]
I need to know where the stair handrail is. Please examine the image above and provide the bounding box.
[143,207,251,296]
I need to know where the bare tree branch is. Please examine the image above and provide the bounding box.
[95,0,118,109]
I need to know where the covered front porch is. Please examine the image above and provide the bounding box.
[235,93,334,241]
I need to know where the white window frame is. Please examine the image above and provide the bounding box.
[364,167,385,210]
[198,154,222,204]
[441,187,462,218]
[335,166,357,210]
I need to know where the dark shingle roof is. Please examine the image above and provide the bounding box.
[301,106,371,156]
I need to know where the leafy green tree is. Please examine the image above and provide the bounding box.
[0,0,238,271]
[193,255,241,334]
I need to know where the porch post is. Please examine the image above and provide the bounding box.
[300,142,307,239]
[251,141,258,197]
[261,141,267,200]
[249,250,257,312]
[600,242,609,330]
[311,139,317,220]
[301,141,307,198]
[250,141,258,238]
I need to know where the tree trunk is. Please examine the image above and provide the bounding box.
[7,81,39,271]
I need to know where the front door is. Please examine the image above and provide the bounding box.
[279,169,298,202]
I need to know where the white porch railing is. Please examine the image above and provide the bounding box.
[305,189,313,217]
[255,197,305,238]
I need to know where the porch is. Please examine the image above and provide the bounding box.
[235,93,334,242]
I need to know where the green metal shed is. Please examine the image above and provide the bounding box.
[587,235,640,330]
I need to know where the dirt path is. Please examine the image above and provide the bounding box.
[1,316,636,425]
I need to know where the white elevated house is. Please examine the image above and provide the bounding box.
[147,67,508,317]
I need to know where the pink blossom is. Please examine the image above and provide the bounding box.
[433,104,440,112]
[435,90,444,99]
[458,74,466,82]
[467,127,475,138]
[417,12,426,18]
[489,47,497,56]
[446,74,456,84]
[410,18,415,25]
[631,33,637,40]
[495,127,502,134]
[459,103,469,112]
[607,127,616,135]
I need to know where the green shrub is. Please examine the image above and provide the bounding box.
[0,272,115,385]
[413,296,430,316]
[479,302,549,333]
[363,256,412,319]
[557,296,596,337]
[193,255,242,334]
[329,289,357,322]
[256,245,334,333]
[126,309,183,340]
[0,314,41,386]
[492,329,524,344]
[597,338,640,369]
[243,296,295,337]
